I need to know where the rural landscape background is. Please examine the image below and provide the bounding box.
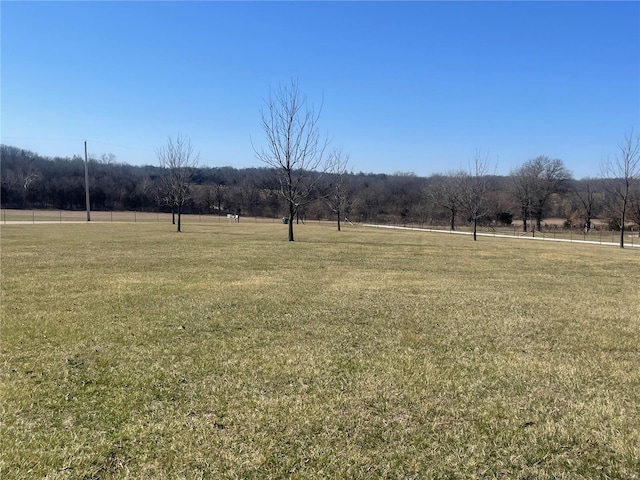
[2,141,640,239]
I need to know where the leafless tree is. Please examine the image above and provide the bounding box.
[20,171,40,208]
[601,130,640,248]
[156,134,199,232]
[510,166,534,232]
[457,151,492,241]
[99,153,117,165]
[572,178,602,232]
[213,183,226,215]
[323,148,351,231]
[254,79,329,241]
[429,174,460,230]
[511,156,571,232]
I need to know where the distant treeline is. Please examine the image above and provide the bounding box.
[1,144,638,230]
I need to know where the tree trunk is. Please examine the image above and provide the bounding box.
[177,204,182,232]
[522,206,528,232]
[288,202,295,241]
[620,202,626,248]
[172,205,176,225]
[337,208,341,232]
[473,217,477,241]
[449,210,456,231]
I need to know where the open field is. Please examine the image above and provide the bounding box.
[1,221,639,478]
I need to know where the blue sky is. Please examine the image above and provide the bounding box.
[2,1,638,179]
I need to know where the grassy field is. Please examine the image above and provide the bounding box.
[1,220,639,479]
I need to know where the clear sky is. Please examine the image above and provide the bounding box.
[1,1,638,179]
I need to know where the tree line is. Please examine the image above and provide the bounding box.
[2,141,639,237]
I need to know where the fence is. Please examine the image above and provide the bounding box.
[0,209,334,226]
[367,221,638,247]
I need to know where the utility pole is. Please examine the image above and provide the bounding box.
[84,141,91,222]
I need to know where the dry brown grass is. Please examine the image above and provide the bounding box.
[1,221,639,478]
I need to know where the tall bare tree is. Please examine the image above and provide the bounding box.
[457,151,492,241]
[254,80,329,241]
[156,134,199,232]
[602,130,640,248]
[323,148,351,232]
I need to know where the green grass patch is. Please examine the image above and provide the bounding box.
[1,222,639,478]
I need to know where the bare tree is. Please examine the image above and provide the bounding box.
[156,134,199,232]
[572,178,602,232]
[457,151,492,241]
[214,183,226,215]
[429,174,460,230]
[99,153,117,165]
[254,79,329,241]
[601,130,640,248]
[323,148,351,231]
[510,166,534,232]
[20,170,40,208]
[511,157,571,232]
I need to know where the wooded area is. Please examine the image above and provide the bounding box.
[2,144,639,236]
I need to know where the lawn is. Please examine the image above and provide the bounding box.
[1,220,639,479]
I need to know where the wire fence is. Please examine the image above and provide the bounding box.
[0,209,325,226]
[2,209,637,248]
[366,222,639,248]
